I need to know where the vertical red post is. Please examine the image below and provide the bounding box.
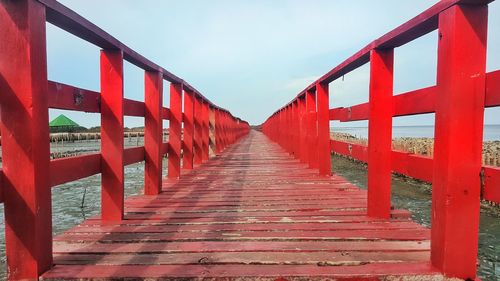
[208,106,215,155]
[144,71,163,194]
[214,109,222,154]
[220,111,225,151]
[367,49,394,219]
[431,5,487,279]
[182,90,194,170]
[317,82,331,176]
[168,82,183,179]
[0,1,53,278]
[194,96,203,165]
[292,100,299,158]
[286,103,293,154]
[277,108,285,147]
[299,96,307,163]
[202,101,209,161]
[100,49,124,221]
[306,90,317,168]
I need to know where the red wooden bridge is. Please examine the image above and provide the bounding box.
[0,0,499,280]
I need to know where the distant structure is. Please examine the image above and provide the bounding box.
[49,114,85,133]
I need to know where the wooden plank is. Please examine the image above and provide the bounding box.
[168,83,183,178]
[53,251,430,265]
[183,90,195,169]
[50,153,101,187]
[100,49,125,221]
[64,221,424,234]
[42,262,439,279]
[47,81,100,112]
[0,1,53,278]
[44,130,436,280]
[431,5,487,278]
[53,241,430,254]
[144,70,163,194]
[123,98,145,117]
[124,147,145,166]
[367,49,394,218]
[483,166,500,203]
[486,69,500,107]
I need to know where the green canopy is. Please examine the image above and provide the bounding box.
[49,114,80,128]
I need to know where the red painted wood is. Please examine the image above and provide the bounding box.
[48,81,100,113]
[327,70,500,121]
[431,5,487,279]
[124,147,145,166]
[306,90,318,169]
[316,82,331,176]
[486,70,500,107]
[182,90,195,169]
[50,154,101,187]
[299,96,307,163]
[100,49,125,221]
[292,100,299,158]
[329,86,436,121]
[123,98,145,117]
[168,83,183,179]
[393,86,436,117]
[43,263,439,280]
[0,0,53,278]
[54,240,430,254]
[52,251,430,266]
[202,101,210,161]
[43,130,433,280]
[214,109,222,154]
[162,142,169,156]
[367,49,394,219]
[330,103,370,122]
[162,107,170,120]
[144,71,163,194]
[483,166,500,203]
[193,96,203,165]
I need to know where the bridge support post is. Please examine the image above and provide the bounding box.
[214,109,222,154]
[299,96,307,163]
[202,101,210,161]
[291,100,299,158]
[100,49,125,221]
[194,96,203,165]
[144,71,164,193]
[367,48,394,219]
[0,0,53,278]
[306,89,318,169]
[168,82,183,179]
[183,90,195,169]
[431,4,487,279]
[317,82,331,176]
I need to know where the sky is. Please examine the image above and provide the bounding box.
[47,0,500,127]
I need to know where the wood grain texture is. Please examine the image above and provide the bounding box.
[43,130,440,280]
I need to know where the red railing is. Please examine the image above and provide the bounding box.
[263,0,497,279]
[0,0,249,279]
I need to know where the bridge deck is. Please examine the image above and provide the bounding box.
[43,131,440,280]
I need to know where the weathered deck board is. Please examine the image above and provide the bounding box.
[42,130,440,280]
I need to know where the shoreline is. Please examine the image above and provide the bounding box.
[332,132,500,167]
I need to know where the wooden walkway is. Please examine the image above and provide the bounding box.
[43,130,440,280]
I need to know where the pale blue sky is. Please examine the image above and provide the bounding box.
[47,0,500,127]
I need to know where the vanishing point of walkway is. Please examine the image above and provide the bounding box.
[43,131,437,280]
